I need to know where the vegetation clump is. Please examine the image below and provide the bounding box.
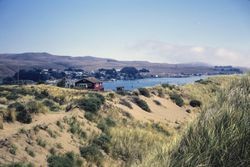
[169,92,184,107]
[119,99,133,109]
[153,100,161,105]
[138,88,150,97]
[189,99,202,107]
[47,152,83,167]
[132,97,151,112]
[77,93,105,113]
[162,83,175,90]
[80,145,104,165]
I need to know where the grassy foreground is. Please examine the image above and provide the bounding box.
[168,75,250,166]
[0,75,249,166]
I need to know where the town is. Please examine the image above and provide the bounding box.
[0,65,243,91]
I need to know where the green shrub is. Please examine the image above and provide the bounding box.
[25,147,35,157]
[26,101,47,114]
[119,99,133,109]
[55,143,63,149]
[169,92,184,107]
[43,99,60,112]
[78,97,102,113]
[162,83,175,90]
[8,102,25,112]
[80,145,104,165]
[6,92,19,100]
[68,121,87,139]
[47,152,83,167]
[153,100,161,105]
[133,97,151,112]
[138,88,150,97]
[189,99,202,107]
[36,138,47,148]
[41,89,49,97]
[106,92,115,101]
[16,111,32,124]
[9,144,17,155]
[157,89,165,98]
[4,162,34,167]
[97,117,116,133]
[93,134,111,153]
[195,79,212,85]
[84,112,95,121]
[88,93,105,104]
[47,129,57,138]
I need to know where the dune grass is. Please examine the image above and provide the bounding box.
[168,75,250,167]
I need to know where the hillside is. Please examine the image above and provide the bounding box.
[0,52,215,78]
[1,75,247,166]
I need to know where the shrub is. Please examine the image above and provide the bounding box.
[9,144,17,155]
[26,101,47,114]
[4,162,34,167]
[47,129,57,138]
[6,92,19,100]
[106,93,115,101]
[195,79,212,85]
[97,117,116,133]
[138,88,150,97]
[36,138,47,148]
[43,99,60,112]
[25,147,35,157]
[162,83,175,90]
[16,110,32,124]
[53,95,66,105]
[8,102,25,112]
[41,89,49,97]
[169,92,184,107]
[189,99,202,107]
[93,134,111,153]
[84,112,95,121]
[157,89,165,98]
[133,97,151,112]
[68,121,87,139]
[80,145,104,165]
[78,97,102,113]
[47,152,83,167]
[88,93,105,104]
[119,99,133,109]
[153,100,161,105]
[56,143,63,149]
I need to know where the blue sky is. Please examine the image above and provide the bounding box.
[0,0,250,66]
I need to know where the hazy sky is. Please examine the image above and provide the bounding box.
[0,0,250,66]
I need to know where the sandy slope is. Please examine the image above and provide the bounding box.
[115,95,195,126]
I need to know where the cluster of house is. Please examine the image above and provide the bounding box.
[63,77,104,91]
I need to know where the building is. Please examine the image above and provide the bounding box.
[75,77,104,91]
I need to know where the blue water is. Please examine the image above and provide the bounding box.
[103,75,209,91]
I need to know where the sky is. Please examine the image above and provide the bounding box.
[0,0,250,66]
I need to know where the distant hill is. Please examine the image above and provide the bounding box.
[0,52,215,77]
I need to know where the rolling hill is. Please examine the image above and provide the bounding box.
[0,52,215,78]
